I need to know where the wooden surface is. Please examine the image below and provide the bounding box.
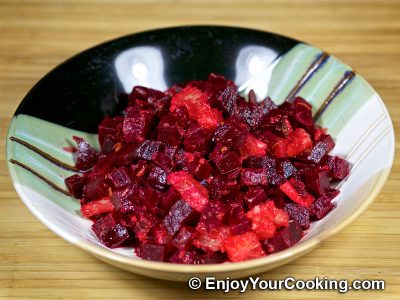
[1,0,399,299]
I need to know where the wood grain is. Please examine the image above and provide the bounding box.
[0,0,399,299]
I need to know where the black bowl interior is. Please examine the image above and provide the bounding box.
[15,26,298,133]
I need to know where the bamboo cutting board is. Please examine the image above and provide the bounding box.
[0,0,399,299]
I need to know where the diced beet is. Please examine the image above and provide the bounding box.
[107,167,131,189]
[307,135,335,163]
[243,187,267,209]
[172,226,197,250]
[157,108,188,146]
[310,195,335,220]
[202,251,228,264]
[148,165,168,190]
[293,97,313,127]
[149,223,173,245]
[278,159,298,179]
[98,117,122,146]
[167,171,209,212]
[198,200,226,232]
[92,214,130,248]
[183,121,213,154]
[208,176,240,201]
[81,197,114,218]
[101,134,116,153]
[134,140,162,161]
[122,110,154,142]
[265,220,303,254]
[83,174,108,201]
[259,96,278,114]
[241,168,268,186]
[213,122,246,148]
[303,169,330,196]
[111,187,135,213]
[284,202,310,230]
[65,174,87,199]
[325,156,350,181]
[187,157,214,180]
[140,243,166,261]
[233,101,264,128]
[169,248,204,264]
[159,187,181,214]
[152,147,175,173]
[163,199,200,235]
[224,232,265,262]
[129,85,166,103]
[212,149,242,176]
[133,211,157,242]
[73,136,98,171]
[325,189,340,200]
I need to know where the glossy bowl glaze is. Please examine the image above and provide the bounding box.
[7,26,395,281]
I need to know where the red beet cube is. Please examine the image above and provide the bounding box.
[307,134,335,163]
[92,214,130,248]
[83,174,108,201]
[111,187,135,213]
[122,110,154,142]
[284,202,310,230]
[310,195,335,220]
[303,169,330,196]
[134,140,162,161]
[73,136,98,171]
[241,168,268,186]
[278,159,298,179]
[65,174,87,199]
[183,121,213,154]
[265,220,303,254]
[325,156,350,181]
[157,109,188,146]
[98,116,122,146]
[107,167,131,189]
[208,176,240,201]
[140,243,166,262]
[243,187,267,209]
[172,226,197,250]
[169,249,203,264]
[293,97,313,127]
[148,165,168,190]
[198,200,226,232]
[212,150,242,176]
[213,122,246,148]
[163,199,200,235]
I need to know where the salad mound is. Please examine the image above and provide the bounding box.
[65,74,350,264]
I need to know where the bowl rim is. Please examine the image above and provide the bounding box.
[6,25,396,275]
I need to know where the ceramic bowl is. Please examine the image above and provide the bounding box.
[7,26,395,281]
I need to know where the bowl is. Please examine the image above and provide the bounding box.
[6,25,395,281]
